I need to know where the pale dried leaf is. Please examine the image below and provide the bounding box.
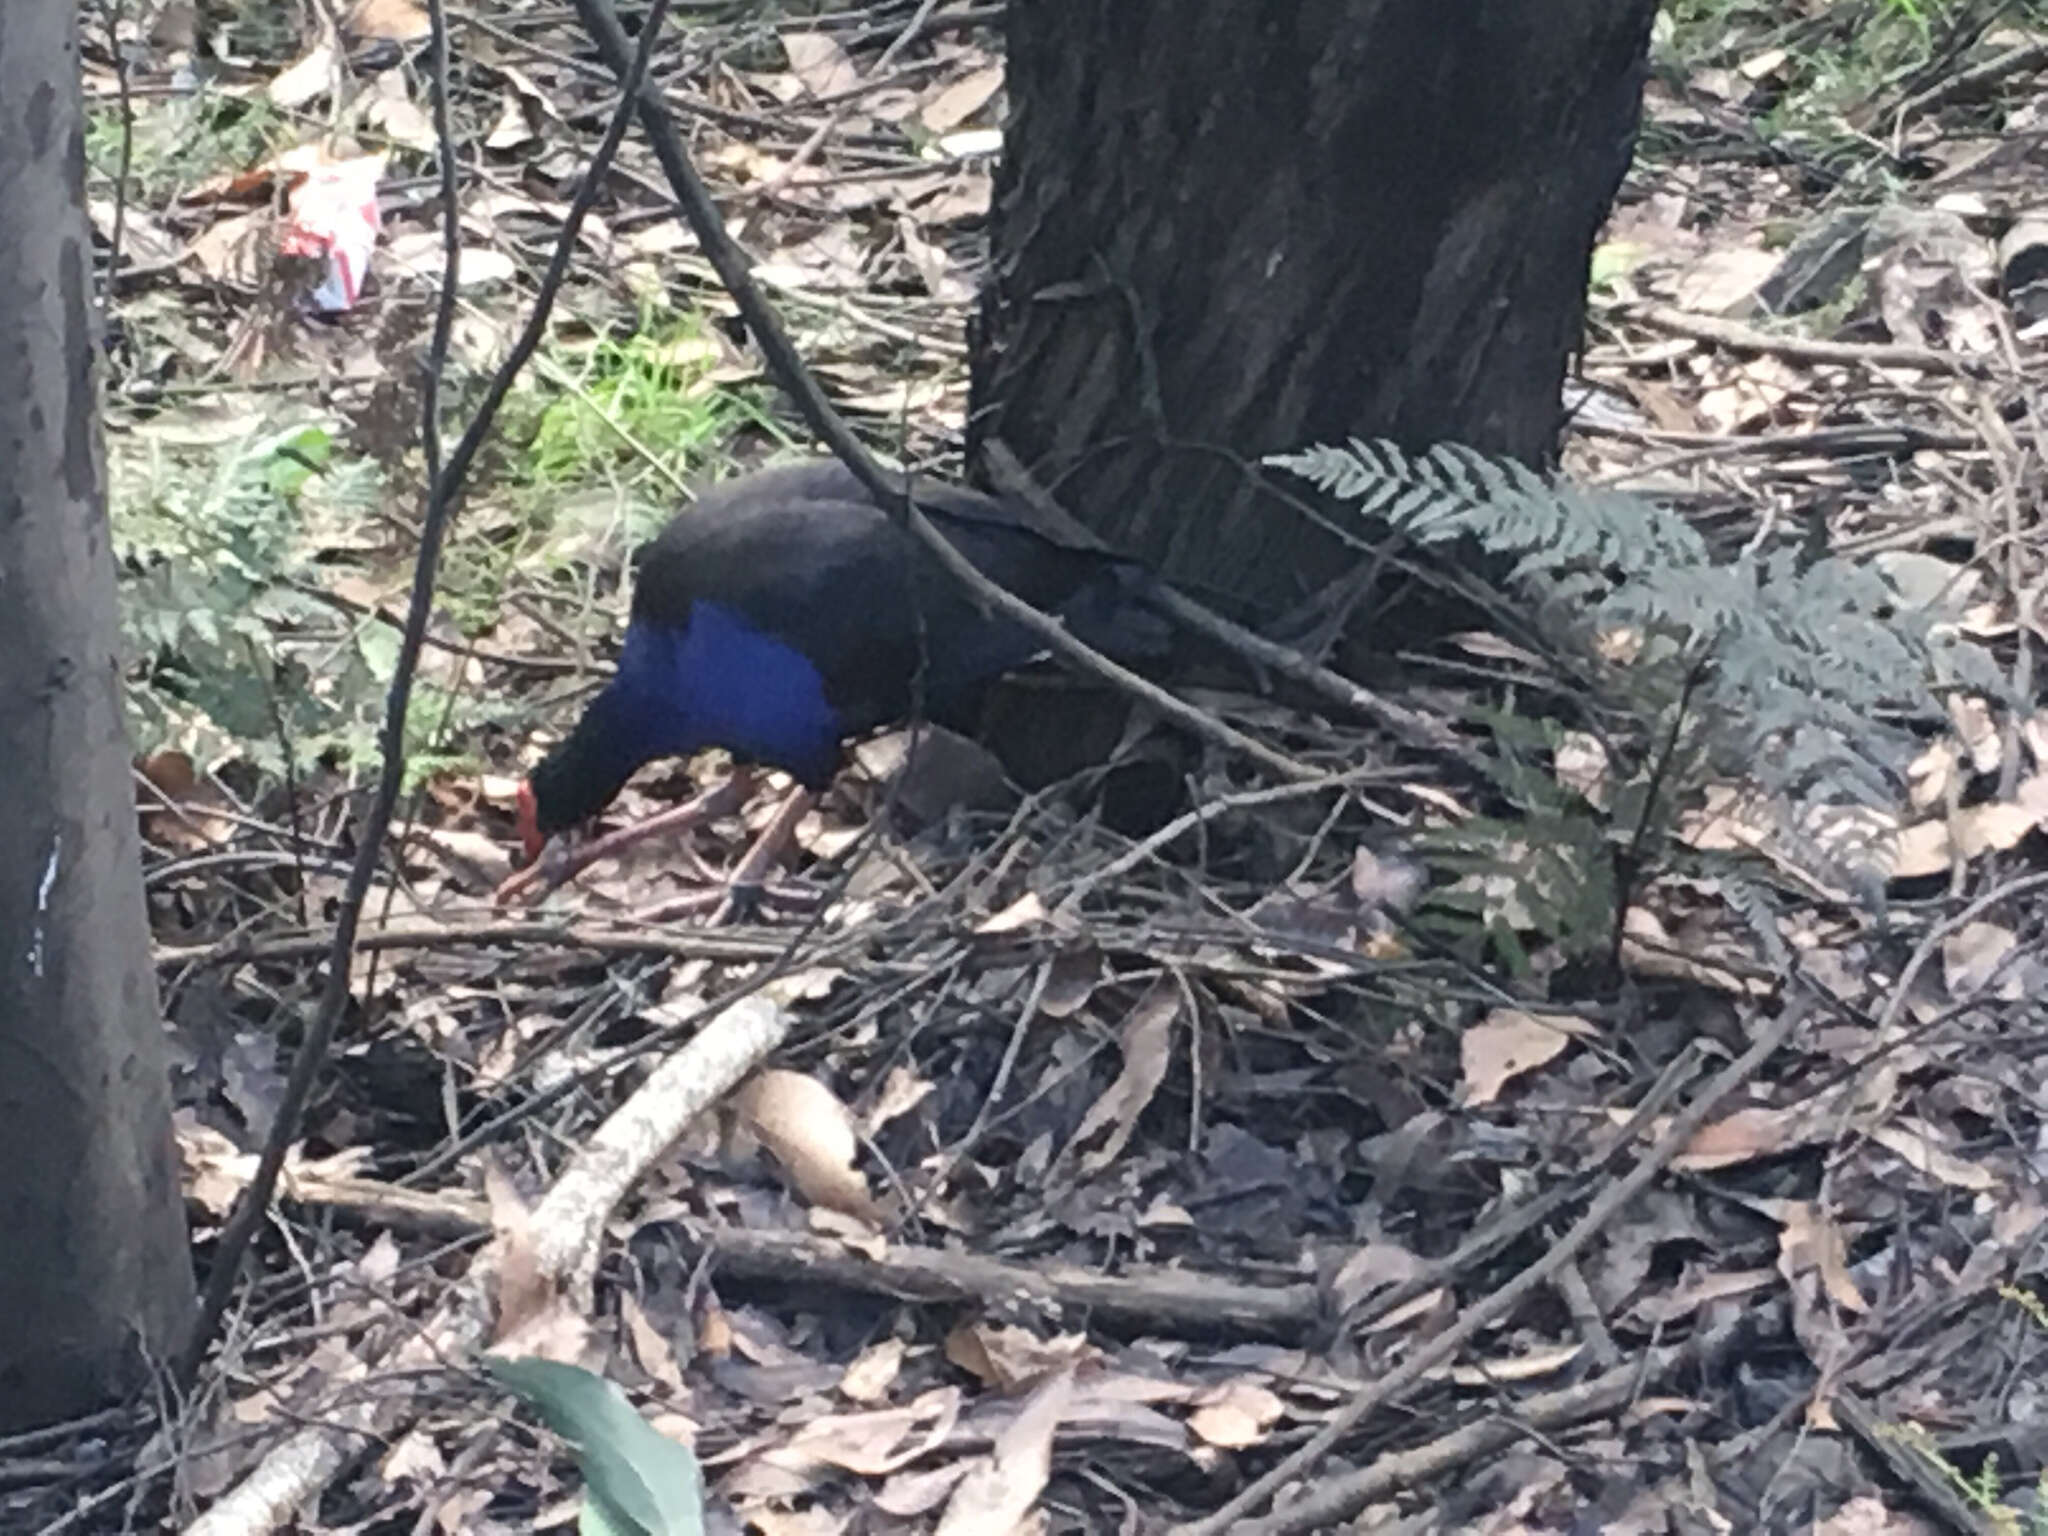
[934,1371,1073,1536]
[1868,1122,1997,1192]
[733,1069,881,1223]
[1947,695,2001,775]
[1460,1009,1588,1106]
[768,1391,962,1477]
[921,63,1005,133]
[1942,919,2021,1000]
[1444,1343,1583,1385]
[1069,979,1179,1172]
[1905,739,1959,810]
[1674,1105,1822,1171]
[270,43,341,109]
[1774,1199,1867,1315]
[944,1324,1093,1392]
[840,1339,906,1404]
[782,31,862,98]
[347,0,430,41]
[1187,1381,1283,1449]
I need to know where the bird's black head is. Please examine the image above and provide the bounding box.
[518,709,644,863]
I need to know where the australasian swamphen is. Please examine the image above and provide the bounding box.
[508,458,1165,908]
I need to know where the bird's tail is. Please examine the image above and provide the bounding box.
[1058,560,1176,663]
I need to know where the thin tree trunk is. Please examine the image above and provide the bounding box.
[0,0,195,1430]
[970,0,1656,625]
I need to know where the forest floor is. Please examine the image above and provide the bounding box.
[14,1,2048,1532]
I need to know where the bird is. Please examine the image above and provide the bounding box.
[502,457,1166,912]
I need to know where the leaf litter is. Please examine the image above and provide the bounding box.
[29,2,2048,1535]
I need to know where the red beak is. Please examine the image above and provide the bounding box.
[515,779,544,866]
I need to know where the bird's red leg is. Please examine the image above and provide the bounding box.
[494,769,759,907]
[720,787,818,919]
[630,785,819,924]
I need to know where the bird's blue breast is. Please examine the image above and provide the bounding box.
[603,602,844,787]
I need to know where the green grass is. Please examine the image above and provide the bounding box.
[521,315,767,499]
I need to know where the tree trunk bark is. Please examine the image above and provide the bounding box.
[969,0,1656,624]
[0,0,195,1430]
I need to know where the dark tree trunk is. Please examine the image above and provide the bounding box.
[0,0,195,1430]
[969,0,1656,623]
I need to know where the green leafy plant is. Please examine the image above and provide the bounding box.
[86,91,291,207]
[1269,437,2004,965]
[110,414,485,786]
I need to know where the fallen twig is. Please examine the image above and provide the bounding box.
[1633,303,1996,377]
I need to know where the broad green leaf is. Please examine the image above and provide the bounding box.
[483,1356,705,1536]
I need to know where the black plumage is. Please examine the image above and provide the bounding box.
[515,459,1163,862]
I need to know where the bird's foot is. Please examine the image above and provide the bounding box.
[632,878,824,926]
[633,788,824,925]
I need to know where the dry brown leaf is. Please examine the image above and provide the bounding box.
[944,1323,1093,1392]
[767,1391,962,1478]
[379,1426,446,1485]
[1942,919,2022,1000]
[1883,817,1954,878]
[1361,1286,1449,1334]
[937,127,1004,158]
[1673,1105,1820,1171]
[863,1066,935,1135]
[1630,1267,1776,1324]
[185,207,273,290]
[1868,1122,1997,1192]
[1947,694,2001,775]
[1553,730,1609,806]
[741,1509,849,1536]
[1814,1495,1940,1535]
[1672,247,1778,312]
[364,90,437,155]
[840,1338,907,1404]
[381,233,518,289]
[1187,1380,1284,1449]
[620,1293,685,1392]
[1620,907,1772,997]
[875,1462,973,1518]
[1443,1343,1583,1385]
[977,891,1046,934]
[1459,1009,1589,1105]
[934,1370,1073,1536]
[1956,799,2044,857]
[2026,713,2048,766]
[347,0,430,42]
[482,1158,591,1363]
[1906,739,1960,810]
[1069,978,1180,1172]
[733,1069,881,1223]
[921,63,1005,133]
[486,89,538,151]
[782,31,862,98]
[1773,1198,1867,1315]
[269,43,341,109]
[89,198,182,269]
